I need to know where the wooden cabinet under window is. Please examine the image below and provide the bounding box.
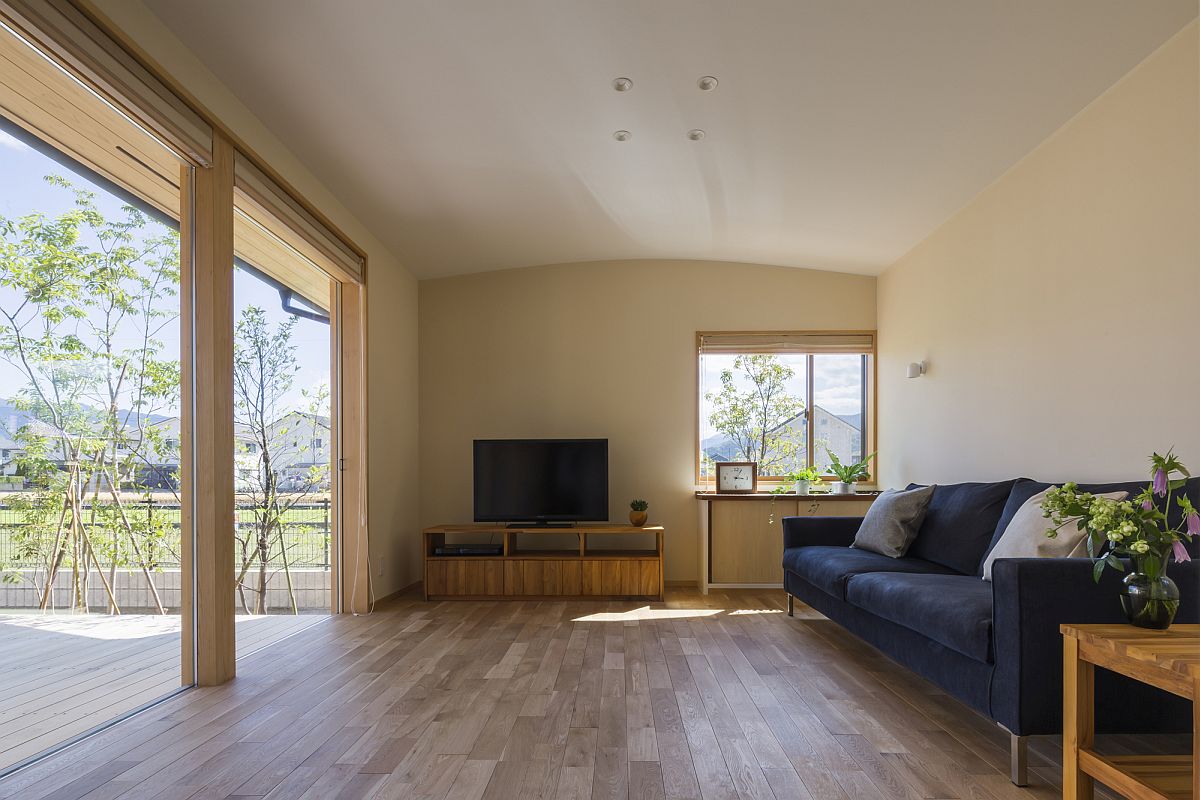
[697,492,876,592]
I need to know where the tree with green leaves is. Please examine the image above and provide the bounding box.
[233,306,329,614]
[706,354,805,475]
[0,176,180,612]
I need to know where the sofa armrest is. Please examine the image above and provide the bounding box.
[990,557,1198,736]
[782,516,862,549]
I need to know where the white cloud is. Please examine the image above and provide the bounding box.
[0,129,29,151]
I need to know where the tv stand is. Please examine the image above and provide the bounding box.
[505,521,574,529]
[422,523,664,600]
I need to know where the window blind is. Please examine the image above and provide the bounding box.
[0,0,212,166]
[698,332,875,355]
[235,153,365,285]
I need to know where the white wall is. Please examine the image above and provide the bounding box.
[92,0,422,597]
[877,23,1199,486]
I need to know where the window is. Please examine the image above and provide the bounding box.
[697,332,874,482]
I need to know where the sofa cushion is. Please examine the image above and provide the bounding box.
[782,546,956,600]
[851,485,936,558]
[906,480,1016,575]
[987,477,1200,559]
[846,572,994,663]
[981,488,1128,580]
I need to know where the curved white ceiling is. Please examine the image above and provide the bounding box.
[144,0,1196,279]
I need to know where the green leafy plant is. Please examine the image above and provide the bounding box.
[770,466,824,495]
[630,499,648,512]
[791,465,822,483]
[1043,450,1195,584]
[825,449,876,484]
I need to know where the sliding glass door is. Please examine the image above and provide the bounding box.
[230,187,334,655]
[0,20,192,773]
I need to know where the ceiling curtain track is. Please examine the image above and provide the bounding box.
[698,331,875,355]
[0,0,212,165]
[234,153,365,285]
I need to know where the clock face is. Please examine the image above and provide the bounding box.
[718,464,755,492]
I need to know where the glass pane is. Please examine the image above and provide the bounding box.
[812,354,866,473]
[232,200,332,654]
[0,27,188,772]
[699,353,807,479]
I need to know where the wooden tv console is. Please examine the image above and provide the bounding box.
[422,523,665,600]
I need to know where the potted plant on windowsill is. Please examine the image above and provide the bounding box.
[825,449,876,495]
[788,465,822,495]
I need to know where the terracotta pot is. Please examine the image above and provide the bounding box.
[629,510,648,527]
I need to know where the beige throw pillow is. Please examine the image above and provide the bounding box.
[981,488,1127,581]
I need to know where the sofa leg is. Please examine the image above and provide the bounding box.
[1009,732,1028,786]
[787,594,794,616]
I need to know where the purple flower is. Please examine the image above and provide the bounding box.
[1142,498,1154,511]
[1153,467,1168,497]
[1172,539,1192,563]
[1190,513,1200,537]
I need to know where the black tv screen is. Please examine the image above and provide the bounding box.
[474,439,608,523]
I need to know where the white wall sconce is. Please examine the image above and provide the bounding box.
[906,361,927,379]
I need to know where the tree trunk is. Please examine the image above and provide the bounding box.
[101,472,166,614]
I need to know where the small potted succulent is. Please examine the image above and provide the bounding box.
[629,499,649,527]
[825,449,876,494]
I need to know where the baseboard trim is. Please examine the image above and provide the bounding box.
[347,580,423,612]
[665,580,698,588]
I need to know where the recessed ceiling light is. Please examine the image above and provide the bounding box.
[612,77,633,92]
[697,76,718,91]
[687,129,705,141]
[613,130,631,142]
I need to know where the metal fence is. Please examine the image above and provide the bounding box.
[0,499,332,569]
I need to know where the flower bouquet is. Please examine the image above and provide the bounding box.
[1042,450,1195,629]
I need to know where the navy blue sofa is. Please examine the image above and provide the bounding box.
[782,477,1200,786]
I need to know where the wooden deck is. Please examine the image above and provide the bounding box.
[0,589,1186,799]
[0,611,326,773]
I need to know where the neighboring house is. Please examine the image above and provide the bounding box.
[1,401,329,492]
[237,411,331,492]
[702,404,861,472]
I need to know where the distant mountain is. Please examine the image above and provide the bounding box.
[0,401,174,434]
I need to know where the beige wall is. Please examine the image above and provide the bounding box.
[419,260,876,582]
[877,22,1199,486]
[93,1,422,597]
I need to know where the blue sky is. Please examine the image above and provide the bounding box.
[0,127,329,418]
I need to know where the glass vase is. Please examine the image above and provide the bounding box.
[1120,554,1180,630]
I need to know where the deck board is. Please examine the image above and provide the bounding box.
[0,611,326,772]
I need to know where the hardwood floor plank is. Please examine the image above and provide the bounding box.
[1,591,1137,800]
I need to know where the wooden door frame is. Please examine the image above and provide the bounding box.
[181,131,236,686]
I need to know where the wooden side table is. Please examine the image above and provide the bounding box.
[1061,624,1199,800]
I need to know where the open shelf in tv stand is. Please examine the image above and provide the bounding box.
[422,523,665,600]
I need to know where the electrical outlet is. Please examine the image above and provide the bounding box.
[375,557,384,577]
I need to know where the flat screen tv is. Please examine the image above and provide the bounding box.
[474,439,608,524]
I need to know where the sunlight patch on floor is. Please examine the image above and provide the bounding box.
[728,608,784,615]
[572,607,722,622]
[0,612,180,640]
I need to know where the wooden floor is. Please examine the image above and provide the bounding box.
[0,611,326,773]
[0,589,1173,799]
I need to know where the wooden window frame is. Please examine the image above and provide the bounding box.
[695,330,877,486]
